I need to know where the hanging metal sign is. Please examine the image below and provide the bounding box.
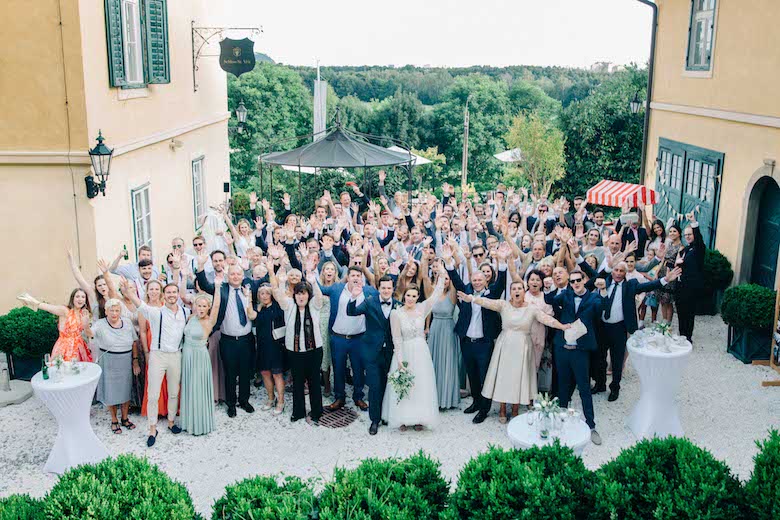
[218,38,255,77]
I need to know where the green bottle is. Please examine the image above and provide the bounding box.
[123,244,129,260]
[42,359,49,380]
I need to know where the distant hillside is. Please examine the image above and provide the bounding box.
[254,52,275,64]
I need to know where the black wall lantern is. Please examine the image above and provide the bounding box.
[86,130,113,198]
[629,91,643,115]
[229,100,248,135]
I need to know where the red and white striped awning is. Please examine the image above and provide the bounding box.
[586,180,657,208]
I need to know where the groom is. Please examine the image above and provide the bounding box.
[347,275,399,435]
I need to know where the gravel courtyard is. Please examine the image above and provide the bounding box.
[2,315,780,515]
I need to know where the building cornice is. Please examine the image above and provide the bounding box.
[112,111,230,157]
[0,151,91,166]
[651,102,780,129]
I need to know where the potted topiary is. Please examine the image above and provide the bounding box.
[0,307,59,380]
[721,283,776,363]
[744,429,780,520]
[211,475,318,520]
[697,249,734,316]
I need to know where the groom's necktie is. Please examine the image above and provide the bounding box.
[235,288,248,327]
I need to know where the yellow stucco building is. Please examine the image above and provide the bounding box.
[0,0,231,312]
[644,0,780,289]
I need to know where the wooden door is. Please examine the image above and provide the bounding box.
[751,179,780,289]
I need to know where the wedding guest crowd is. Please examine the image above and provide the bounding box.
[18,172,701,447]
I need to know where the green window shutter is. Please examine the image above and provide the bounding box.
[143,0,170,84]
[104,0,127,87]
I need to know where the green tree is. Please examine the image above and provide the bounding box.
[503,112,566,198]
[411,146,447,192]
[228,64,312,189]
[555,67,647,198]
[508,80,562,122]
[431,74,512,192]
[371,90,426,148]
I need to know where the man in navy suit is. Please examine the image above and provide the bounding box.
[445,244,508,424]
[593,261,682,401]
[319,266,379,412]
[346,275,399,435]
[551,271,606,445]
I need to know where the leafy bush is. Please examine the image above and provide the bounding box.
[44,454,196,519]
[0,494,44,520]
[745,429,780,520]
[211,475,317,520]
[0,307,58,359]
[447,444,594,520]
[318,452,449,520]
[721,284,776,329]
[592,437,745,519]
[704,249,734,291]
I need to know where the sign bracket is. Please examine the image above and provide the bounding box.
[191,22,262,92]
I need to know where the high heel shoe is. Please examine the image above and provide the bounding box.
[260,398,277,412]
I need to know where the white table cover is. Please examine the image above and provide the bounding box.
[507,412,590,456]
[31,363,109,474]
[627,334,692,439]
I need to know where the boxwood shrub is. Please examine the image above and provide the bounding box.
[317,452,449,519]
[0,494,44,520]
[0,306,58,359]
[211,475,317,520]
[446,444,594,520]
[721,284,776,330]
[745,429,780,520]
[703,248,734,291]
[44,454,197,519]
[592,437,745,519]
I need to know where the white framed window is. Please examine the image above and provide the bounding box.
[131,183,152,254]
[192,156,207,229]
[121,0,144,85]
[686,0,716,71]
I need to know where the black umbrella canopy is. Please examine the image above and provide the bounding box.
[261,127,411,168]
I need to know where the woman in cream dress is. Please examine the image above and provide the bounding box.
[458,281,569,423]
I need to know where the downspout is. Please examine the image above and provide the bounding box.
[635,0,658,186]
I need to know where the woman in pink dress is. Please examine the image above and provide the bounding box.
[17,289,93,362]
[523,269,554,370]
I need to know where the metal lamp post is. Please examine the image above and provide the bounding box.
[235,100,247,133]
[461,93,473,194]
[86,130,113,198]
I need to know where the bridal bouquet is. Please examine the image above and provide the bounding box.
[388,361,415,403]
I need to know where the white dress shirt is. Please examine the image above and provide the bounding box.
[379,298,393,319]
[603,281,625,324]
[221,286,253,337]
[138,302,187,353]
[466,289,486,340]
[333,287,366,335]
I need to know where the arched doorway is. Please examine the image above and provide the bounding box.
[750,177,780,288]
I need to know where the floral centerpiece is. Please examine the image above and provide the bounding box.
[533,393,561,439]
[652,321,672,336]
[388,361,415,403]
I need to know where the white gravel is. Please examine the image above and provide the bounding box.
[2,315,780,516]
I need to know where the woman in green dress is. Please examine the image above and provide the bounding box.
[179,285,220,436]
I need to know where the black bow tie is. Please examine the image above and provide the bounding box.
[381,301,392,306]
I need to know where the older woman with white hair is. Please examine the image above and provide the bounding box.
[88,298,138,434]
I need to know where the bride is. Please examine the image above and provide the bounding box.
[382,262,447,431]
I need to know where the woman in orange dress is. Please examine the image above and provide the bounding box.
[17,289,93,362]
[138,280,173,418]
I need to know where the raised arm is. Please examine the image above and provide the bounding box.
[67,249,97,304]
[419,264,447,318]
[390,311,405,368]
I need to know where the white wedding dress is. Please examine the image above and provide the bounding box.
[382,279,444,430]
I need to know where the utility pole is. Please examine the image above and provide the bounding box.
[461,94,473,194]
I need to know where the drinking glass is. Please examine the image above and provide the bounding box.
[44,354,51,367]
[526,410,536,426]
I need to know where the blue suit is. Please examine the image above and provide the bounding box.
[319,283,379,404]
[448,265,507,413]
[551,289,605,429]
[347,295,399,423]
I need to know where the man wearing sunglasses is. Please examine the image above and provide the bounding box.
[551,270,606,445]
